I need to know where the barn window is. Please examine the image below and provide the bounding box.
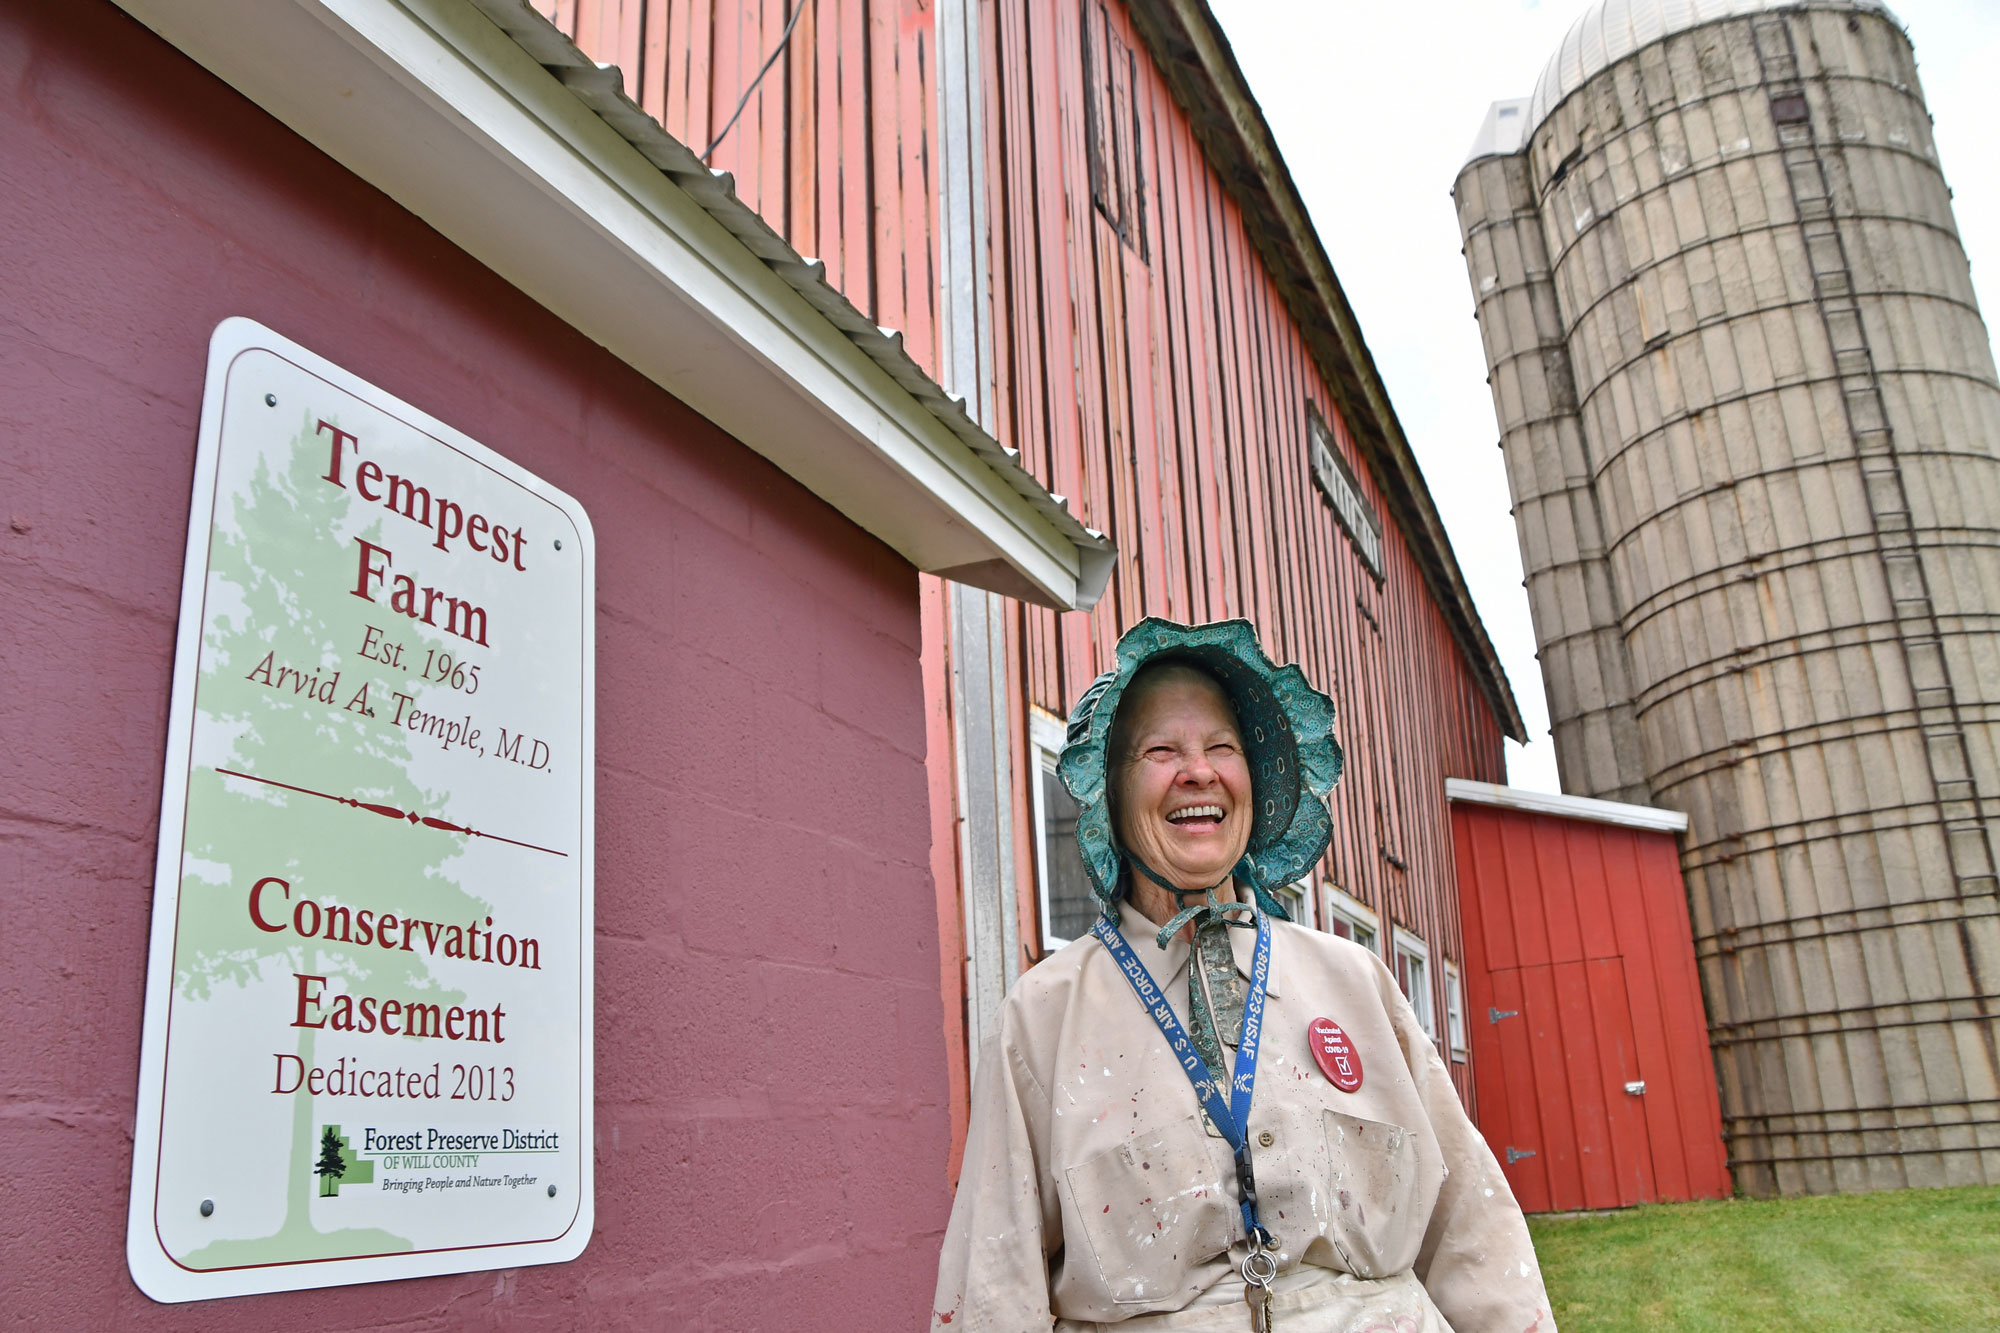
[1394,928,1434,1038]
[1307,407,1385,581]
[1030,711,1097,950]
[1082,0,1148,260]
[1271,880,1309,925]
[1323,882,1379,953]
[1445,960,1468,1062]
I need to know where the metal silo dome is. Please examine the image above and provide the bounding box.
[1526,0,1902,130]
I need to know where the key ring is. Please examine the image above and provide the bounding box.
[1240,1242,1278,1287]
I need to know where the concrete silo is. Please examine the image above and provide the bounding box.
[1456,0,2000,1195]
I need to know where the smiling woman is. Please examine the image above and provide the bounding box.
[930,619,1555,1332]
[1109,664,1255,911]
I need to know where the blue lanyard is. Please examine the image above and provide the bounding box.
[1093,909,1274,1244]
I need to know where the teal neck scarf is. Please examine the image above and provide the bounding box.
[1125,851,1260,948]
[1125,851,1258,1087]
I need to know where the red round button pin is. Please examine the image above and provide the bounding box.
[1308,1017,1363,1092]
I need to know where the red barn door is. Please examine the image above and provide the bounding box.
[1448,782,1733,1211]
[1479,957,1656,1211]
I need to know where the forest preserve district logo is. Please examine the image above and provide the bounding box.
[312,1124,375,1197]
[308,1124,562,1198]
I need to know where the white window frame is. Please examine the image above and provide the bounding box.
[1393,927,1434,1039]
[1271,880,1309,926]
[1323,882,1379,953]
[1445,960,1467,1063]
[1028,710,1075,953]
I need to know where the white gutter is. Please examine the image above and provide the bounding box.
[1445,778,1690,833]
[111,0,1113,611]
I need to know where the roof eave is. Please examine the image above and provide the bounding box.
[109,0,1113,612]
[1446,778,1689,833]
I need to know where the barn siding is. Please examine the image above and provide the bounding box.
[543,0,941,379]
[986,0,1507,1110]
[549,0,1513,1126]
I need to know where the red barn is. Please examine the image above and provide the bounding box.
[0,0,1670,1325]
[3,0,1098,1323]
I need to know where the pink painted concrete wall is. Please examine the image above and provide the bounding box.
[0,1,949,1324]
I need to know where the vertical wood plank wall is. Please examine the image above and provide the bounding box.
[985,0,1508,1103]
[543,0,943,382]
[544,0,1513,1119]
[541,0,972,1165]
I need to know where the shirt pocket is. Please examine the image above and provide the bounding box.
[1319,1108,1429,1278]
[1061,1114,1234,1306]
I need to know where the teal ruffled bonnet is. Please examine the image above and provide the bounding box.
[1057,617,1345,923]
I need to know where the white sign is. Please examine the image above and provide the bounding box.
[128,319,595,1302]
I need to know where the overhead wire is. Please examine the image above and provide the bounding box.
[702,1,808,162]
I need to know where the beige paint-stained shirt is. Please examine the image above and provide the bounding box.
[931,903,1554,1332]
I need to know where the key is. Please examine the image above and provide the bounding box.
[1244,1277,1272,1332]
[1240,1230,1278,1331]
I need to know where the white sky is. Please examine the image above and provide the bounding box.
[1208,0,2000,794]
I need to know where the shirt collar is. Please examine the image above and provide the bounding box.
[1113,899,1282,998]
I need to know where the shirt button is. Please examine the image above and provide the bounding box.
[1258,1131,1275,1147]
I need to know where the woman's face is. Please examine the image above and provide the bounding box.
[1111,667,1254,891]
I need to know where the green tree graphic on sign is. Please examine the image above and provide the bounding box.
[172,403,493,1267]
[316,1126,347,1197]
[314,1124,374,1197]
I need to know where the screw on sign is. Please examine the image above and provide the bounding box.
[1308,1017,1363,1092]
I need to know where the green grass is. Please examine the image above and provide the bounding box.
[1527,1185,2000,1331]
